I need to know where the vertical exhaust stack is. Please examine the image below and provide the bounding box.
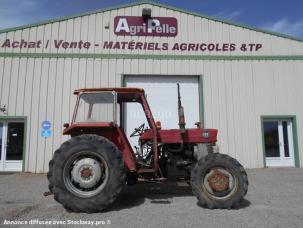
[177,83,186,133]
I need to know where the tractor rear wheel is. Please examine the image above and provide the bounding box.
[190,153,248,209]
[47,134,125,213]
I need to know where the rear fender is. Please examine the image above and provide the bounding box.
[63,124,137,171]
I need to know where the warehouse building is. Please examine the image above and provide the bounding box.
[0,0,302,172]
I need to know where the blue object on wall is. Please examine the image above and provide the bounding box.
[41,130,52,138]
[42,120,51,130]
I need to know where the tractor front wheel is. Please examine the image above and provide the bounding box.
[47,134,125,213]
[190,153,248,209]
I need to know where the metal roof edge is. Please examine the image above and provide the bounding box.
[0,0,302,43]
[149,1,303,43]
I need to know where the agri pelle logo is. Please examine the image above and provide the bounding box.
[114,16,178,37]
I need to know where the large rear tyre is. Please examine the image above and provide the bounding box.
[190,153,248,209]
[47,134,125,213]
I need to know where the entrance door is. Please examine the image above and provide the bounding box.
[124,75,199,150]
[0,121,24,171]
[263,119,295,167]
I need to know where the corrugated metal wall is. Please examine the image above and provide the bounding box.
[0,3,303,172]
[0,57,303,172]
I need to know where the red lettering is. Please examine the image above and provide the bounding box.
[147,43,154,50]
[113,42,121,49]
[2,39,42,48]
[155,43,161,50]
[248,44,255,51]
[1,39,11,48]
[12,41,19,48]
[188,43,195,51]
[222,43,229,52]
[69,42,77,48]
[208,44,215,51]
[128,41,135,50]
[62,42,69,49]
[103,41,113,49]
[121,42,128,49]
[20,39,28,48]
[114,16,178,37]
[135,42,143,50]
[230,44,236,51]
[78,40,83,49]
[172,43,179,50]
[162,43,169,50]
[180,43,187,51]
[256,44,262,51]
[54,40,63,48]
[83,42,91,49]
[200,44,207,51]
[215,44,222,51]
[28,42,36,48]
[37,40,42,48]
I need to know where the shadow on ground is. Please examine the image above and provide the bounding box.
[105,182,250,212]
[0,172,16,175]
[104,182,193,212]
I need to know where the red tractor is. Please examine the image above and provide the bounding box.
[47,84,248,212]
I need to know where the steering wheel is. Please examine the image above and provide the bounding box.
[130,123,146,137]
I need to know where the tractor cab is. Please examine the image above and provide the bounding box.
[63,87,159,173]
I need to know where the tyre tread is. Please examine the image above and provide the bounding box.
[190,153,248,209]
[48,134,126,213]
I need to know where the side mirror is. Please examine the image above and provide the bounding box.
[195,122,201,128]
[63,123,69,128]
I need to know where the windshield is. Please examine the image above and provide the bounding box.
[74,92,117,123]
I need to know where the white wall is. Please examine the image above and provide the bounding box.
[0,57,302,172]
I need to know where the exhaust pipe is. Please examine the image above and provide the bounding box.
[177,83,186,134]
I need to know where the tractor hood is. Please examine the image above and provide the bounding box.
[140,128,218,144]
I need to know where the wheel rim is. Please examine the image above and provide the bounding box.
[202,167,238,200]
[63,151,109,198]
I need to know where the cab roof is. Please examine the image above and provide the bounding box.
[74,87,146,103]
[74,87,145,95]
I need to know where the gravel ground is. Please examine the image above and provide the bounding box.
[0,168,303,228]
